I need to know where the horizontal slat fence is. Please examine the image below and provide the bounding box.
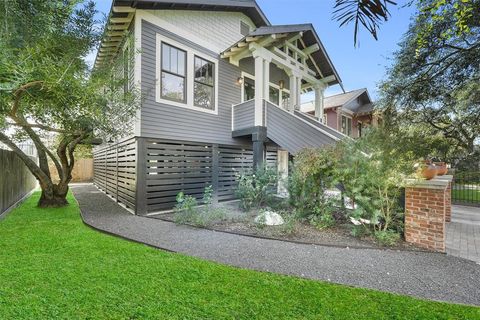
[0,149,37,215]
[93,138,137,211]
[93,137,278,214]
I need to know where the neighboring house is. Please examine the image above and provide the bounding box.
[301,88,380,138]
[93,0,347,215]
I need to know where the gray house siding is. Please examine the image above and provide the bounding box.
[140,20,246,145]
[232,99,255,131]
[265,101,337,154]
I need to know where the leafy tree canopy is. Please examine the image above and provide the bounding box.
[378,0,479,160]
[0,1,138,207]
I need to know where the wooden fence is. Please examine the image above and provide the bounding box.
[93,137,278,215]
[48,158,94,183]
[0,149,37,215]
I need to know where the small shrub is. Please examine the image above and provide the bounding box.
[174,186,226,227]
[174,192,198,224]
[309,212,335,230]
[278,213,297,235]
[374,230,400,246]
[350,224,370,238]
[236,167,277,210]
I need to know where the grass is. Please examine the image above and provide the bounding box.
[0,192,479,319]
[452,186,480,203]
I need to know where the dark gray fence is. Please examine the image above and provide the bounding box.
[0,149,37,215]
[452,171,480,207]
[93,137,278,215]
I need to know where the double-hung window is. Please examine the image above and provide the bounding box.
[160,43,186,103]
[194,56,215,110]
[341,115,352,136]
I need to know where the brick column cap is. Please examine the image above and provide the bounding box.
[436,175,453,181]
[406,177,452,190]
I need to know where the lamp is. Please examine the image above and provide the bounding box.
[236,77,244,86]
[278,80,285,90]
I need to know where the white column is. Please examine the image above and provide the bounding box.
[263,59,270,104]
[314,83,325,122]
[254,54,265,126]
[289,74,297,113]
[295,76,301,110]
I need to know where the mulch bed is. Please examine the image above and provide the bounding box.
[150,202,423,251]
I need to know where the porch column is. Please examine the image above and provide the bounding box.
[314,83,326,122]
[263,58,270,106]
[289,73,297,112]
[253,52,265,126]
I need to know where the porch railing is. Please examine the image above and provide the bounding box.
[452,171,480,207]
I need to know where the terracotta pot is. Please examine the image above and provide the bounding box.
[434,162,448,176]
[420,164,438,180]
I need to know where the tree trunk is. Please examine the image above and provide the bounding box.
[38,183,69,208]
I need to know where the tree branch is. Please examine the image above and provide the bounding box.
[10,81,44,117]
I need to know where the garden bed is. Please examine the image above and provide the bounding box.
[150,201,422,251]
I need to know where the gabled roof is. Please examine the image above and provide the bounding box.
[113,0,270,27]
[222,23,342,86]
[324,88,367,110]
[301,88,374,115]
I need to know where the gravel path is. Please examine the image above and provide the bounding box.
[72,184,480,306]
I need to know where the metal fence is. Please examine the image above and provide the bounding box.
[452,171,480,207]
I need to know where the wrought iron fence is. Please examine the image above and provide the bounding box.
[452,171,480,207]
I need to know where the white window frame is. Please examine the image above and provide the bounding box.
[240,71,290,107]
[156,33,219,115]
[341,114,353,136]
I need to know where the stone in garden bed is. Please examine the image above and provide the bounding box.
[254,211,284,226]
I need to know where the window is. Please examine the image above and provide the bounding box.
[341,115,352,136]
[269,86,279,105]
[194,56,215,110]
[244,77,255,101]
[358,122,363,137]
[282,91,290,109]
[161,43,186,103]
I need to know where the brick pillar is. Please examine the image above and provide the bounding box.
[404,177,452,252]
[438,175,453,222]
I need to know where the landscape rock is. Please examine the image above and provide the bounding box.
[254,211,284,226]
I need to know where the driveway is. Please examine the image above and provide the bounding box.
[72,183,480,306]
[446,205,480,263]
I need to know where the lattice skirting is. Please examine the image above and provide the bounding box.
[93,137,277,214]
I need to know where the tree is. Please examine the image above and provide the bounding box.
[378,0,480,156]
[333,0,476,47]
[0,1,138,207]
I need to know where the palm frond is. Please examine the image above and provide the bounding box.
[333,0,397,46]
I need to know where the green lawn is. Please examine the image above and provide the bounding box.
[452,187,480,203]
[0,193,478,319]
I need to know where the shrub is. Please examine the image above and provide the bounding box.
[374,230,401,246]
[288,147,338,219]
[174,186,226,227]
[236,166,277,210]
[309,212,335,230]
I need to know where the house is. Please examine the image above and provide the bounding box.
[301,88,380,138]
[92,0,347,215]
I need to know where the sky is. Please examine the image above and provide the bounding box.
[92,0,416,101]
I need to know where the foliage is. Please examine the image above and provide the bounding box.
[350,224,371,238]
[374,230,401,246]
[291,127,417,237]
[2,193,478,318]
[288,147,339,219]
[309,212,335,230]
[0,1,139,207]
[236,166,277,210]
[333,0,478,47]
[333,0,396,46]
[378,0,480,159]
[174,186,226,227]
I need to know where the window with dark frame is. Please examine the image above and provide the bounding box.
[161,42,186,103]
[193,56,215,110]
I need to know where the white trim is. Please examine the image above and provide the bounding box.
[240,71,290,105]
[155,33,219,115]
[133,11,142,136]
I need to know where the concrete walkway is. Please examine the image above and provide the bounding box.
[71,184,480,306]
[446,205,480,263]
